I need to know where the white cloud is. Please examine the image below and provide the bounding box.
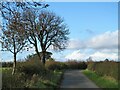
[65,50,87,60]
[65,30,118,61]
[67,30,118,50]
[67,39,86,49]
[88,30,118,49]
[98,49,118,53]
[65,50,118,61]
[90,51,118,61]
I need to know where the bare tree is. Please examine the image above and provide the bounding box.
[22,9,41,61]
[2,12,27,75]
[1,2,48,74]
[37,11,69,65]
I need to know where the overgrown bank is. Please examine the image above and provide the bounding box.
[82,69,118,88]
[2,56,87,89]
[87,61,118,81]
[82,60,119,89]
[2,56,119,89]
[2,58,64,89]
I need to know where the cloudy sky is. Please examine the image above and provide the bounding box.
[1,2,118,62]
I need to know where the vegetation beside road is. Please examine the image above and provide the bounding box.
[2,54,87,89]
[2,56,64,89]
[2,54,119,89]
[2,55,87,89]
[2,67,63,89]
[87,60,118,80]
[82,60,119,89]
[82,69,118,88]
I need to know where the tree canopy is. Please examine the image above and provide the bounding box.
[1,2,69,72]
[1,2,49,74]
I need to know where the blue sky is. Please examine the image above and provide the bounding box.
[46,2,117,39]
[1,2,118,62]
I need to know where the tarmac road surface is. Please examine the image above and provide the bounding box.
[60,70,100,88]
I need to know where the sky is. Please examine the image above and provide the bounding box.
[0,2,118,62]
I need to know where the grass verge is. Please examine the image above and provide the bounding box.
[82,69,118,88]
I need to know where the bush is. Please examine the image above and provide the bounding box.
[2,62,13,67]
[16,59,46,75]
[2,56,64,89]
[65,60,87,69]
[59,62,68,69]
[45,61,62,70]
[79,62,88,69]
[87,61,96,71]
[45,60,87,70]
[2,69,26,88]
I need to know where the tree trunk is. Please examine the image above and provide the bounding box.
[41,51,46,65]
[12,53,16,75]
[35,46,41,61]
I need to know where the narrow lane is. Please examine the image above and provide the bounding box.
[60,70,100,88]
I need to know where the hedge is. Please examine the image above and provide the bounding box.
[45,60,87,70]
[87,61,118,80]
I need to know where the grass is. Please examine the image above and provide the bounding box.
[82,69,118,88]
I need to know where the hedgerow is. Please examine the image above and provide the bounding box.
[87,61,118,80]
